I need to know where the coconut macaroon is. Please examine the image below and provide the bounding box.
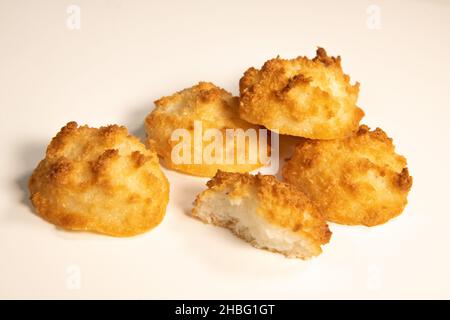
[282,125,413,226]
[239,47,364,139]
[29,121,170,237]
[192,171,331,259]
[145,82,269,177]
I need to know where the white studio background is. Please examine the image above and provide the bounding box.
[0,0,449,299]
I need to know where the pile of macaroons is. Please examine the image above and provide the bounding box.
[29,48,412,259]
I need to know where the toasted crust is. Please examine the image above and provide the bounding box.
[282,125,413,226]
[29,121,169,236]
[192,171,331,258]
[145,82,268,177]
[239,48,364,139]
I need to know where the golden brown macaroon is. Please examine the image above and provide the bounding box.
[192,171,331,259]
[239,47,364,139]
[145,82,269,177]
[282,125,413,226]
[29,121,169,237]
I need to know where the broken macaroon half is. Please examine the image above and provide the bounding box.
[192,171,331,259]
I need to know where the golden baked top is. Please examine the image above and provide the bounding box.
[239,48,364,139]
